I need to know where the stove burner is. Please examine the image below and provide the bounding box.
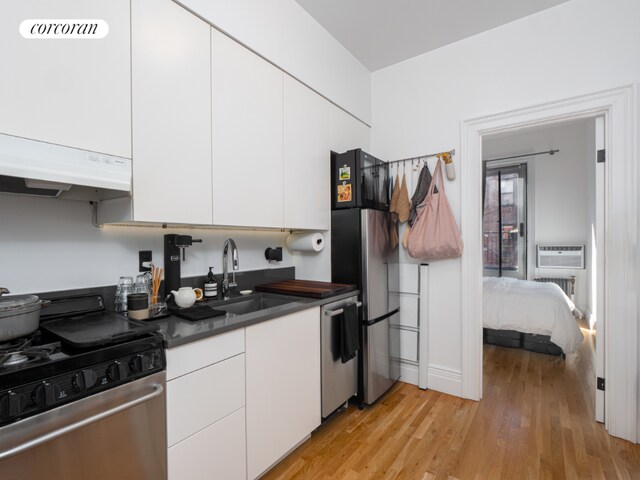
[3,353,29,366]
[0,337,31,355]
[0,338,61,368]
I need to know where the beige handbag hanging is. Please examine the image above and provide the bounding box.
[407,159,463,259]
[396,173,410,223]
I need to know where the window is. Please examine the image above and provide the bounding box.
[483,163,527,279]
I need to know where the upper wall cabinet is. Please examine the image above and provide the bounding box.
[283,76,330,230]
[0,0,131,158]
[329,105,371,154]
[211,29,284,228]
[130,0,213,224]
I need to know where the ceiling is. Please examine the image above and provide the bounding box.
[295,0,570,71]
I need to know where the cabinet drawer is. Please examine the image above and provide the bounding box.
[166,329,244,380]
[167,354,245,447]
[168,407,246,480]
[398,294,419,328]
[399,329,418,362]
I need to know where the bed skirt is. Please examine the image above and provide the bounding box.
[483,328,564,357]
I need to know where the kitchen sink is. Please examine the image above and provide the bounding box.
[216,294,295,315]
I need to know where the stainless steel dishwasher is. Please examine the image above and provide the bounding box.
[321,295,360,419]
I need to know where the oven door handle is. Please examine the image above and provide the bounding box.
[0,383,163,461]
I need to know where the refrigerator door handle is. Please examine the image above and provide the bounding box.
[363,308,400,326]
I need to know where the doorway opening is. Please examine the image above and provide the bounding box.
[460,85,638,443]
[480,118,604,427]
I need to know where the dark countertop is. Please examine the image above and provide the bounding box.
[151,289,359,349]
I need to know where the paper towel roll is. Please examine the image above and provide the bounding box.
[286,232,325,253]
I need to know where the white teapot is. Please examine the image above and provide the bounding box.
[171,287,203,308]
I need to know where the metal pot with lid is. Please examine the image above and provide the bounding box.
[0,288,46,342]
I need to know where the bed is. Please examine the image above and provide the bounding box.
[483,277,584,355]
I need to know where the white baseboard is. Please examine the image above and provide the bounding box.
[427,365,462,397]
[400,362,419,386]
[401,362,462,397]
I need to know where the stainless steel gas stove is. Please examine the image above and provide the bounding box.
[0,295,167,480]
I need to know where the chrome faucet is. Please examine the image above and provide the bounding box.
[222,238,239,298]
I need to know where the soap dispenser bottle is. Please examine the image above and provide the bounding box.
[204,267,217,298]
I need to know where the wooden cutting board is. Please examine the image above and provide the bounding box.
[254,279,357,299]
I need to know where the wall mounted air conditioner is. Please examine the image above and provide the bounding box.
[536,245,585,269]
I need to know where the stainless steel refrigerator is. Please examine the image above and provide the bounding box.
[331,207,401,405]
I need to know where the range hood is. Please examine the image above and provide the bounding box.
[0,133,132,200]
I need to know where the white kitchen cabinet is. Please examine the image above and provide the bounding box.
[211,28,284,228]
[130,0,212,224]
[166,329,244,381]
[166,330,246,480]
[167,353,245,447]
[168,407,246,480]
[0,0,131,158]
[283,76,331,230]
[246,307,321,479]
[329,104,371,153]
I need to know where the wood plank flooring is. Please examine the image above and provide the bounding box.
[263,326,640,479]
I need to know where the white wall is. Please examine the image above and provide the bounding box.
[177,0,371,124]
[371,0,640,395]
[483,119,596,311]
[0,194,293,294]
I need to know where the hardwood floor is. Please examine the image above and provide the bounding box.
[263,327,640,479]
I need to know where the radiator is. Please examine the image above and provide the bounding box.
[534,276,575,300]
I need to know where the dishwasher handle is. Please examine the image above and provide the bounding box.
[0,383,163,461]
[324,301,362,317]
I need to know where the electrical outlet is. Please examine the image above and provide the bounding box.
[139,250,152,272]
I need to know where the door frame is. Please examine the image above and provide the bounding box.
[460,85,638,442]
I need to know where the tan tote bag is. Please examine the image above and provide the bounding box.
[407,159,463,259]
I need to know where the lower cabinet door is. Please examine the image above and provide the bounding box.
[245,307,321,479]
[168,407,246,480]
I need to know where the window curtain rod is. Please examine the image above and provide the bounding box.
[484,149,559,163]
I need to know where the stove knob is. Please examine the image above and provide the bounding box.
[32,382,60,407]
[0,391,26,419]
[130,354,151,374]
[107,361,128,382]
[150,351,161,369]
[72,369,98,391]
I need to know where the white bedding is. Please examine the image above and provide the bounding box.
[483,277,583,354]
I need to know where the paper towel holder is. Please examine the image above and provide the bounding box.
[286,232,325,253]
[265,247,283,262]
